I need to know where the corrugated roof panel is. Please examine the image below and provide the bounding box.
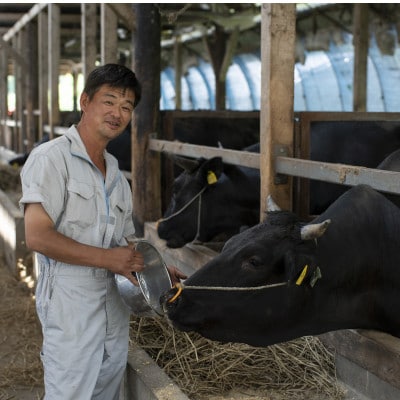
[294,66,307,111]
[233,53,261,110]
[160,68,175,110]
[326,41,353,111]
[296,50,342,111]
[184,65,211,110]
[196,59,215,109]
[369,34,400,112]
[226,62,253,110]
[160,33,400,112]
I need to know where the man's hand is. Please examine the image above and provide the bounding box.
[107,244,144,285]
[167,266,187,285]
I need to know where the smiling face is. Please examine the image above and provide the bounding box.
[79,84,135,143]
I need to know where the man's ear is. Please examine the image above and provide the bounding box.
[80,92,89,112]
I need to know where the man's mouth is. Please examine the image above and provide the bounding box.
[106,120,121,128]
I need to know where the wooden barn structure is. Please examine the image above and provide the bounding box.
[1,3,400,399]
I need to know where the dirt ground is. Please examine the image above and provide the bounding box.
[0,254,44,400]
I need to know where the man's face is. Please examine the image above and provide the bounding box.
[80,84,135,141]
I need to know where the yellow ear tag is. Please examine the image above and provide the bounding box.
[296,265,308,286]
[207,170,218,185]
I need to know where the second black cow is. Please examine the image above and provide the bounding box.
[158,121,400,248]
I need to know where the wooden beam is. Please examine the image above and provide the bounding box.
[2,3,48,42]
[149,139,260,169]
[108,4,136,32]
[275,156,400,195]
[260,4,296,217]
[0,37,29,71]
[149,138,400,196]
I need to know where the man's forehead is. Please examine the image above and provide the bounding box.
[100,85,135,99]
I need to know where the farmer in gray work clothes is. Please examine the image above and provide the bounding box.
[20,63,186,400]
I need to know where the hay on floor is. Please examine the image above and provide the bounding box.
[0,257,43,399]
[130,316,346,400]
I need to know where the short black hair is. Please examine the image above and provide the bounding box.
[83,64,142,108]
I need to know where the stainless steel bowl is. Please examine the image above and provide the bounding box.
[115,240,172,317]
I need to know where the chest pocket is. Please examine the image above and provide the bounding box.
[65,179,97,230]
[109,191,129,242]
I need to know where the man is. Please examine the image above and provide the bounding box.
[20,64,185,400]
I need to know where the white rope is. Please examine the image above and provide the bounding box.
[182,281,287,292]
[158,186,207,223]
[158,185,207,244]
[192,192,203,242]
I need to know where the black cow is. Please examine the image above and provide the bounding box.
[162,185,400,347]
[309,121,400,214]
[157,143,260,248]
[375,148,400,208]
[159,121,400,249]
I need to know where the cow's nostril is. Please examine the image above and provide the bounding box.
[168,283,183,303]
[160,284,183,309]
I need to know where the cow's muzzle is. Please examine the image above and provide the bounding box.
[160,283,184,312]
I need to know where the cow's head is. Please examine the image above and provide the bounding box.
[161,197,330,346]
[157,156,227,248]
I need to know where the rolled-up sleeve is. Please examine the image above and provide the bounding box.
[19,151,66,225]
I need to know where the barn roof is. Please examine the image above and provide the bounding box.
[161,31,400,112]
[2,4,400,113]
[2,3,400,73]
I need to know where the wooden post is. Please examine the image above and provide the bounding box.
[81,4,97,80]
[14,34,23,152]
[174,37,182,110]
[100,4,118,64]
[260,4,296,217]
[48,4,60,139]
[131,4,161,237]
[38,9,48,140]
[25,21,37,150]
[205,25,229,110]
[353,4,369,112]
[0,43,8,146]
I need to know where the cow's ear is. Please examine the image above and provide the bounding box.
[284,249,316,286]
[198,157,224,184]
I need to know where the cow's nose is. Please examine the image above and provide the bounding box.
[159,284,183,309]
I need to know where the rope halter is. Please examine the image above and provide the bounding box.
[167,265,321,304]
[167,281,288,303]
[157,185,207,243]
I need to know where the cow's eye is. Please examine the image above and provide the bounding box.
[242,256,262,270]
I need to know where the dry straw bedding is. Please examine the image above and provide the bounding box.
[130,316,346,400]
